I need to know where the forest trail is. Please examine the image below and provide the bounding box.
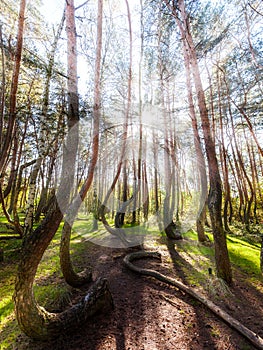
[15,237,263,350]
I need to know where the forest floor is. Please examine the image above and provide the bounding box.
[8,229,263,350]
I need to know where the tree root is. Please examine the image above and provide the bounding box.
[15,277,113,341]
[123,251,263,350]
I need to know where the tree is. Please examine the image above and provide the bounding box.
[0,0,26,237]
[60,0,103,287]
[23,11,65,236]
[98,0,133,247]
[163,0,232,284]
[181,25,208,242]
[14,0,112,340]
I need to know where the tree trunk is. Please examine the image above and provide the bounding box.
[24,11,65,236]
[260,236,263,275]
[142,161,149,220]
[216,74,232,233]
[181,34,208,242]
[98,0,132,245]
[166,0,232,283]
[14,0,112,340]
[0,0,26,174]
[156,7,179,239]
[60,0,103,287]
[15,218,112,340]
[0,24,5,149]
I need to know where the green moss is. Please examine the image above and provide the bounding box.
[172,228,262,287]
[227,234,261,277]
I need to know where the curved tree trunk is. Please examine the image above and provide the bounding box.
[165,0,232,284]
[14,0,112,340]
[60,0,103,287]
[15,218,113,340]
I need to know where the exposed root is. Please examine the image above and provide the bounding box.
[123,251,263,350]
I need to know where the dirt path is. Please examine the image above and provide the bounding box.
[17,239,263,350]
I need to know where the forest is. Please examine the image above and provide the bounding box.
[0,0,262,349]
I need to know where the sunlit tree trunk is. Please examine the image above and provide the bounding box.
[0,24,5,148]
[115,160,128,228]
[182,36,208,242]
[34,107,64,221]
[14,0,112,340]
[142,161,149,220]
[156,5,180,239]
[217,73,232,233]
[250,145,263,221]
[0,0,26,236]
[133,0,144,225]
[164,0,232,283]
[60,0,103,286]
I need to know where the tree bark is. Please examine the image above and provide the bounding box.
[164,0,232,283]
[14,0,112,340]
[0,0,26,174]
[181,33,208,242]
[98,0,132,246]
[0,24,5,149]
[60,0,103,287]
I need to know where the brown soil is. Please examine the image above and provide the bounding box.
[15,237,263,350]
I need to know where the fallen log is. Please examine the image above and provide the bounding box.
[123,251,263,350]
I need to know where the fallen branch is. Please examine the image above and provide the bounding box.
[123,251,263,350]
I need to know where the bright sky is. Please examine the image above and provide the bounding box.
[40,0,65,25]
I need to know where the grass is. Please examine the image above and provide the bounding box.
[167,227,263,291]
[0,222,82,350]
[0,216,262,349]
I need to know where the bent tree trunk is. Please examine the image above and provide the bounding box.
[14,205,113,340]
[14,0,113,340]
[60,0,103,287]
